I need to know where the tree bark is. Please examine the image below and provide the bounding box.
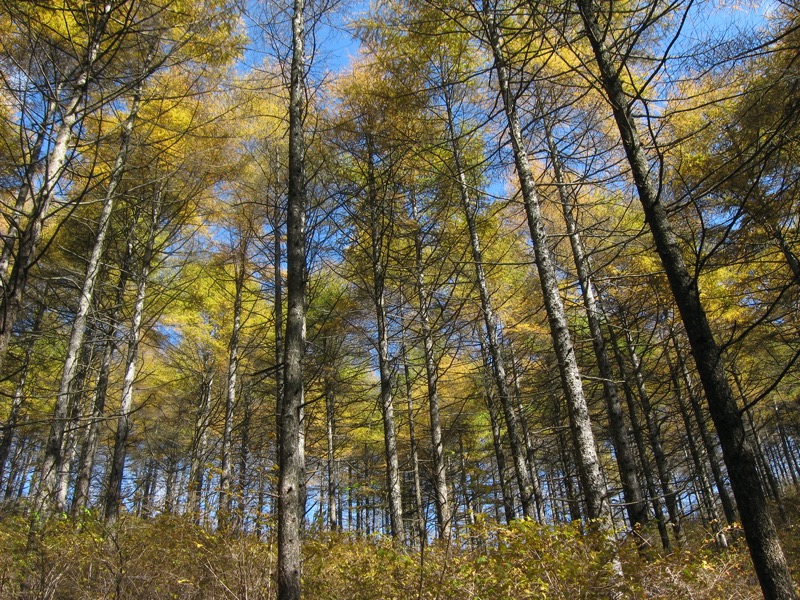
[543,117,648,535]
[277,0,307,594]
[40,88,142,516]
[365,141,405,543]
[483,12,615,543]
[578,2,797,595]
[481,341,515,524]
[447,93,536,518]
[621,322,683,545]
[673,331,738,525]
[0,4,113,374]
[400,330,426,545]
[219,239,247,531]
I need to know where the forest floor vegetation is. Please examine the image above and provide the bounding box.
[0,496,797,599]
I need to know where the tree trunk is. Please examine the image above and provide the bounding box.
[0,307,42,485]
[543,118,648,535]
[71,238,134,516]
[409,195,451,540]
[673,331,738,525]
[0,4,113,374]
[219,240,247,531]
[508,343,546,523]
[447,94,536,518]
[40,89,142,516]
[237,385,252,529]
[608,321,671,550]
[484,13,615,546]
[621,322,683,545]
[481,341,515,524]
[325,379,339,531]
[104,206,157,524]
[401,332,426,545]
[667,342,727,546]
[365,136,405,544]
[277,0,307,594]
[578,2,797,595]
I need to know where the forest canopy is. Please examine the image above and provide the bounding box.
[0,0,798,598]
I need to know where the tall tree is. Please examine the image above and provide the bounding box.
[277,0,308,596]
[576,0,797,596]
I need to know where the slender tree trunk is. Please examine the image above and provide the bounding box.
[508,343,546,523]
[458,434,476,540]
[104,209,156,524]
[0,5,113,374]
[40,90,142,516]
[237,385,252,529]
[189,365,214,519]
[409,195,451,540]
[400,332,426,545]
[0,360,30,486]
[774,401,799,488]
[667,344,727,546]
[543,118,648,535]
[608,322,671,550]
[555,403,582,525]
[56,342,95,509]
[0,101,51,280]
[673,332,738,525]
[484,15,615,548]
[621,323,683,544]
[71,239,134,516]
[364,137,405,544]
[447,97,535,518]
[277,0,308,594]
[578,3,797,595]
[220,241,247,531]
[481,342,515,524]
[0,307,42,484]
[325,379,338,531]
[734,370,785,517]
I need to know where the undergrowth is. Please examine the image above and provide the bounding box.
[0,502,796,599]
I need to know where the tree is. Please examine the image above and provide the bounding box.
[576,0,798,595]
[277,0,307,595]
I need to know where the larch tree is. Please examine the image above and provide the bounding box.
[575,0,798,596]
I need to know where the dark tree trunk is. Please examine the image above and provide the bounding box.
[277,0,307,595]
[578,2,797,595]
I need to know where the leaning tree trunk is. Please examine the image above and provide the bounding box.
[70,234,134,516]
[543,117,648,535]
[578,2,797,596]
[277,0,307,594]
[621,322,683,545]
[666,343,727,547]
[672,330,738,525]
[483,13,616,545]
[0,4,113,375]
[445,93,536,519]
[40,89,142,515]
